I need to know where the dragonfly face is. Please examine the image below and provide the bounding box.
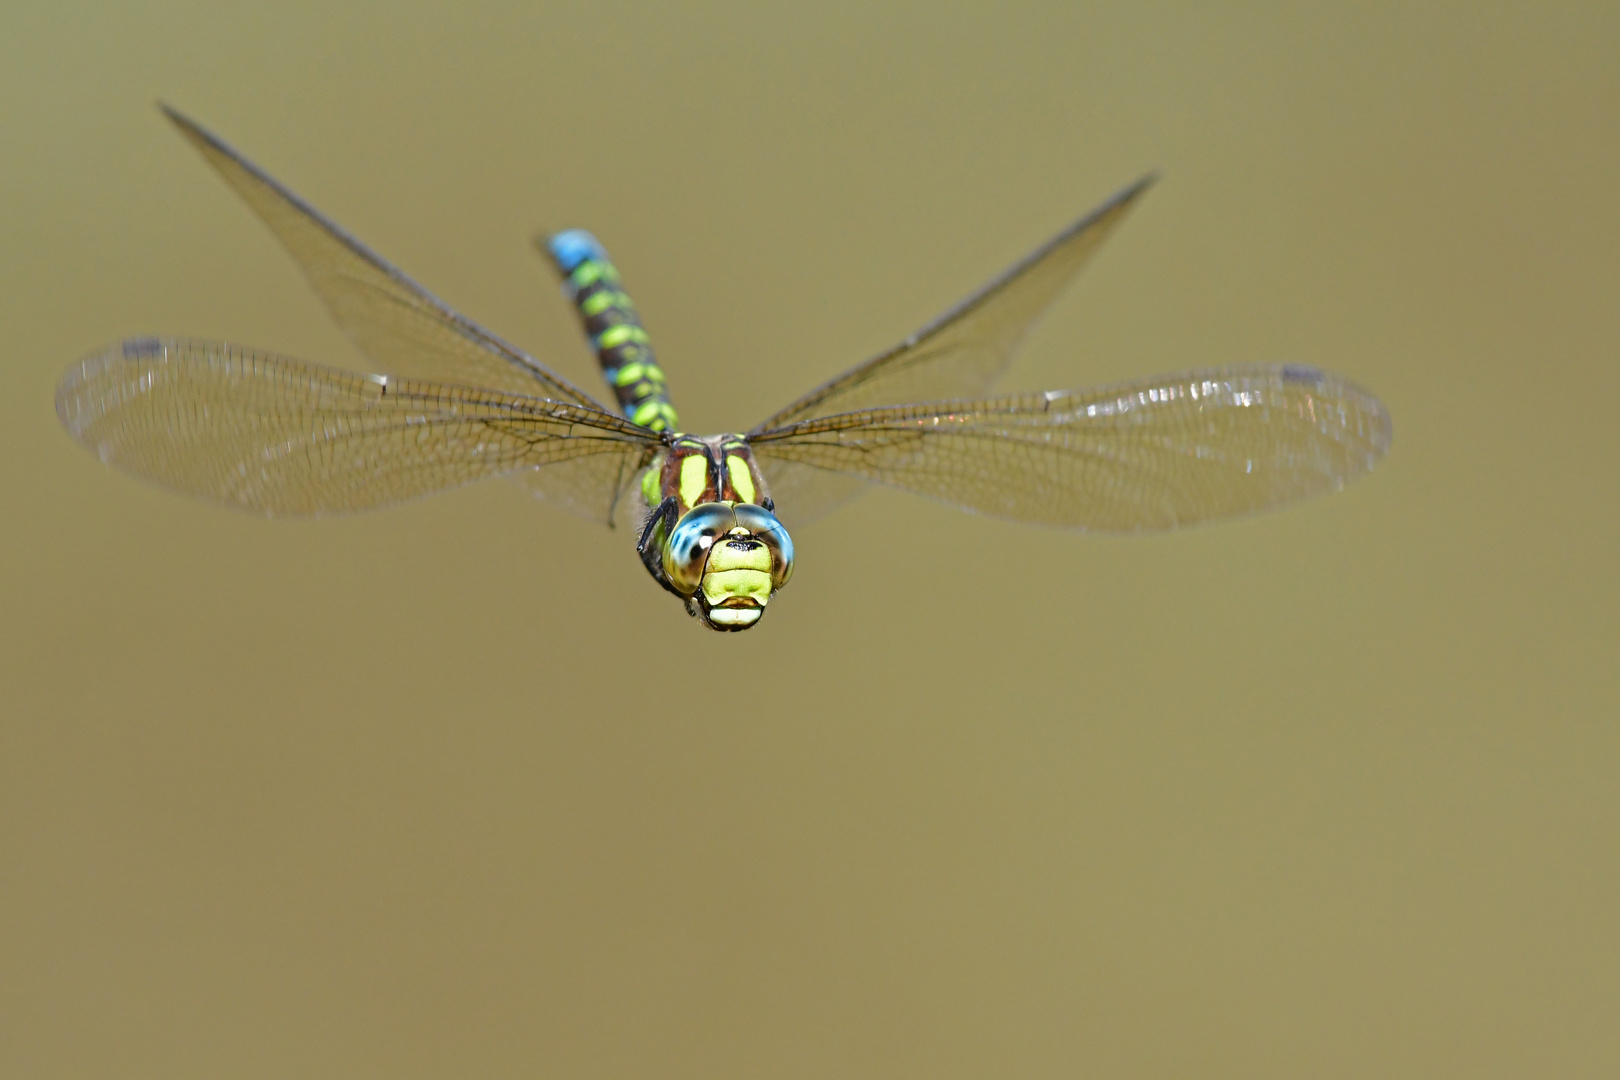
[660,501,795,631]
[55,108,1392,634]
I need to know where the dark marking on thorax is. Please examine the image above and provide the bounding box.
[657,435,770,514]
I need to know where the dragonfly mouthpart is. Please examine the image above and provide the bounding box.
[696,596,766,631]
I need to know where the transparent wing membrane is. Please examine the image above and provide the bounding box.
[751,461,869,528]
[162,106,604,407]
[754,175,1156,432]
[749,365,1391,531]
[506,453,653,528]
[56,338,658,517]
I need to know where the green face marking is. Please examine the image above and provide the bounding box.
[697,537,774,629]
[705,538,772,575]
[701,567,772,606]
[641,463,661,507]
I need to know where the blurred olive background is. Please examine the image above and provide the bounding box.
[2,1,1616,1076]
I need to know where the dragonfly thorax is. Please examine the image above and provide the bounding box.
[642,434,770,514]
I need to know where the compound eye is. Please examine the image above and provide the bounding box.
[662,503,737,596]
[732,503,795,590]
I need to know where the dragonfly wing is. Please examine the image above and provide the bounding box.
[749,365,1391,531]
[162,106,604,407]
[752,175,1156,432]
[57,338,658,518]
[506,453,654,528]
[749,460,869,528]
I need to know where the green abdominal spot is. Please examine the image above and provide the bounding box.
[580,289,631,316]
[598,324,650,349]
[614,362,658,387]
[634,401,678,430]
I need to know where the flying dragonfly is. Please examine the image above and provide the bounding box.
[56,107,1392,631]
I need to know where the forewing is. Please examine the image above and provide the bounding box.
[753,175,1156,432]
[749,365,1391,531]
[57,338,658,518]
[163,106,603,406]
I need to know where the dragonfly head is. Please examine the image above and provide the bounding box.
[663,502,794,631]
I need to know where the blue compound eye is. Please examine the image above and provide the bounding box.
[662,503,736,596]
[732,503,795,590]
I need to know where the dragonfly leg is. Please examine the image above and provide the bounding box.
[637,496,678,557]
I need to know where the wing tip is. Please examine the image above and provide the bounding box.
[1278,361,1395,460]
[56,337,173,420]
[155,102,254,174]
[156,100,205,142]
[122,336,165,360]
[1100,171,1160,216]
[1124,170,1161,197]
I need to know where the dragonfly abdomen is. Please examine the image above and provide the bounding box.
[546,230,678,432]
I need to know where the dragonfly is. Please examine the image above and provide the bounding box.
[57,106,1392,631]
